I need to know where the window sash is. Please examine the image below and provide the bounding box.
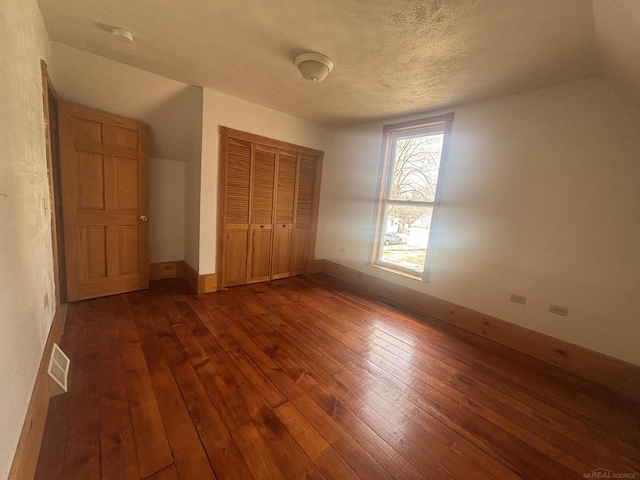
[375,202,433,275]
[385,128,444,203]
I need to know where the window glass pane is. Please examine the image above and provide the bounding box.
[389,132,444,202]
[379,204,433,274]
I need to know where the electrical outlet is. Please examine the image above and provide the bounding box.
[510,293,526,305]
[549,304,568,316]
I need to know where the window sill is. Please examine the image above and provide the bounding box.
[368,263,428,282]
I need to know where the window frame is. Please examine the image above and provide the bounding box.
[371,112,455,281]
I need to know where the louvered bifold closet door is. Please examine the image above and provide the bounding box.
[248,145,277,283]
[271,150,298,279]
[222,138,252,287]
[218,127,323,289]
[291,153,318,276]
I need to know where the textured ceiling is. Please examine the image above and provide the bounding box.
[37,0,623,127]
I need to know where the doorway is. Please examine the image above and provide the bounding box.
[41,60,66,305]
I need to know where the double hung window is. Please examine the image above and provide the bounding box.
[373,113,454,279]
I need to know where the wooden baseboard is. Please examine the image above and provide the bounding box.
[183,261,199,293]
[320,259,640,399]
[149,261,185,281]
[183,261,217,294]
[203,273,218,293]
[310,259,323,274]
[9,305,66,480]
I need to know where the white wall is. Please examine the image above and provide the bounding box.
[0,0,53,477]
[324,78,640,366]
[49,43,202,262]
[199,89,333,273]
[149,158,185,262]
[184,96,203,269]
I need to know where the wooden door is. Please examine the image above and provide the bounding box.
[248,145,276,283]
[291,153,319,276]
[271,150,297,279]
[221,138,252,287]
[58,102,149,301]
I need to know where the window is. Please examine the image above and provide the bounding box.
[372,113,454,279]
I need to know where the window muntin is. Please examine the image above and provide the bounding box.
[374,114,453,278]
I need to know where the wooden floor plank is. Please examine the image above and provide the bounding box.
[61,301,102,480]
[169,360,254,480]
[145,464,179,480]
[226,347,287,408]
[99,300,139,480]
[216,321,403,479]
[152,289,254,479]
[273,402,360,480]
[34,388,70,480]
[294,370,449,480]
[230,422,288,480]
[130,296,216,480]
[176,336,255,432]
[265,368,397,480]
[341,360,571,478]
[116,296,173,479]
[251,409,324,480]
[36,276,640,480]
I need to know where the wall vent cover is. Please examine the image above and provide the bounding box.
[47,343,70,396]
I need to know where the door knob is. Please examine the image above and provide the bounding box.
[139,215,148,222]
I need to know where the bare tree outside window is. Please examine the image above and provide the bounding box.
[392,134,442,202]
[389,134,443,229]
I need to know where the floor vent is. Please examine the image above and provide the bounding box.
[377,298,401,310]
[47,343,70,396]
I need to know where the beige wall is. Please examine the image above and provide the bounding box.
[184,94,203,269]
[323,78,640,366]
[149,158,185,262]
[198,89,333,273]
[0,0,53,477]
[49,43,202,263]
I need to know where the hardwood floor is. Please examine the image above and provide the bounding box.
[35,275,640,480]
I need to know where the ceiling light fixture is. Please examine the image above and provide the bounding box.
[294,53,333,82]
[111,27,134,43]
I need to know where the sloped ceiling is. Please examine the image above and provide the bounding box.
[593,0,640,111]
[37,0,637,126]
